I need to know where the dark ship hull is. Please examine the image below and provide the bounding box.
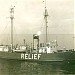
[0,51,75,64]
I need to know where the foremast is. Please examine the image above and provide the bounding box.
[44,0,48,43]
[10,6,14,50]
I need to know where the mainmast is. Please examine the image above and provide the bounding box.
[44,0,48,43]
[10,6,14,50]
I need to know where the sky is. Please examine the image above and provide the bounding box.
[0,0,74,35]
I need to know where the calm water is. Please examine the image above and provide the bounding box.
[0,59,75,75]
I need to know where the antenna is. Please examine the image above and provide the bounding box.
[10,6,15,50]
[44,0,48,43]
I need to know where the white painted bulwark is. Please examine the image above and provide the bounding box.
[46,47,51,53]
[20,46,26,50]
[0,46,9,52]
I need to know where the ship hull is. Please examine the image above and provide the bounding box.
[0,52,75,64]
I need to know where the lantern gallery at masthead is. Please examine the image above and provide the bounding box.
[21,54,41,59]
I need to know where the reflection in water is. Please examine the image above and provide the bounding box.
[0,59,75,75]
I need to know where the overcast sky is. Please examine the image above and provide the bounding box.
[0,0,74,34]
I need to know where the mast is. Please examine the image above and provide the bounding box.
[10,6,14,50]
[44,0,48,43]
[24,39,25,46]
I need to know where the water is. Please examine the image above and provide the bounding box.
[0,59,75,75]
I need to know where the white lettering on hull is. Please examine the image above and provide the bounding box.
[21,53,24,59]
[25,54,28,59]
[21,54,41,59]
